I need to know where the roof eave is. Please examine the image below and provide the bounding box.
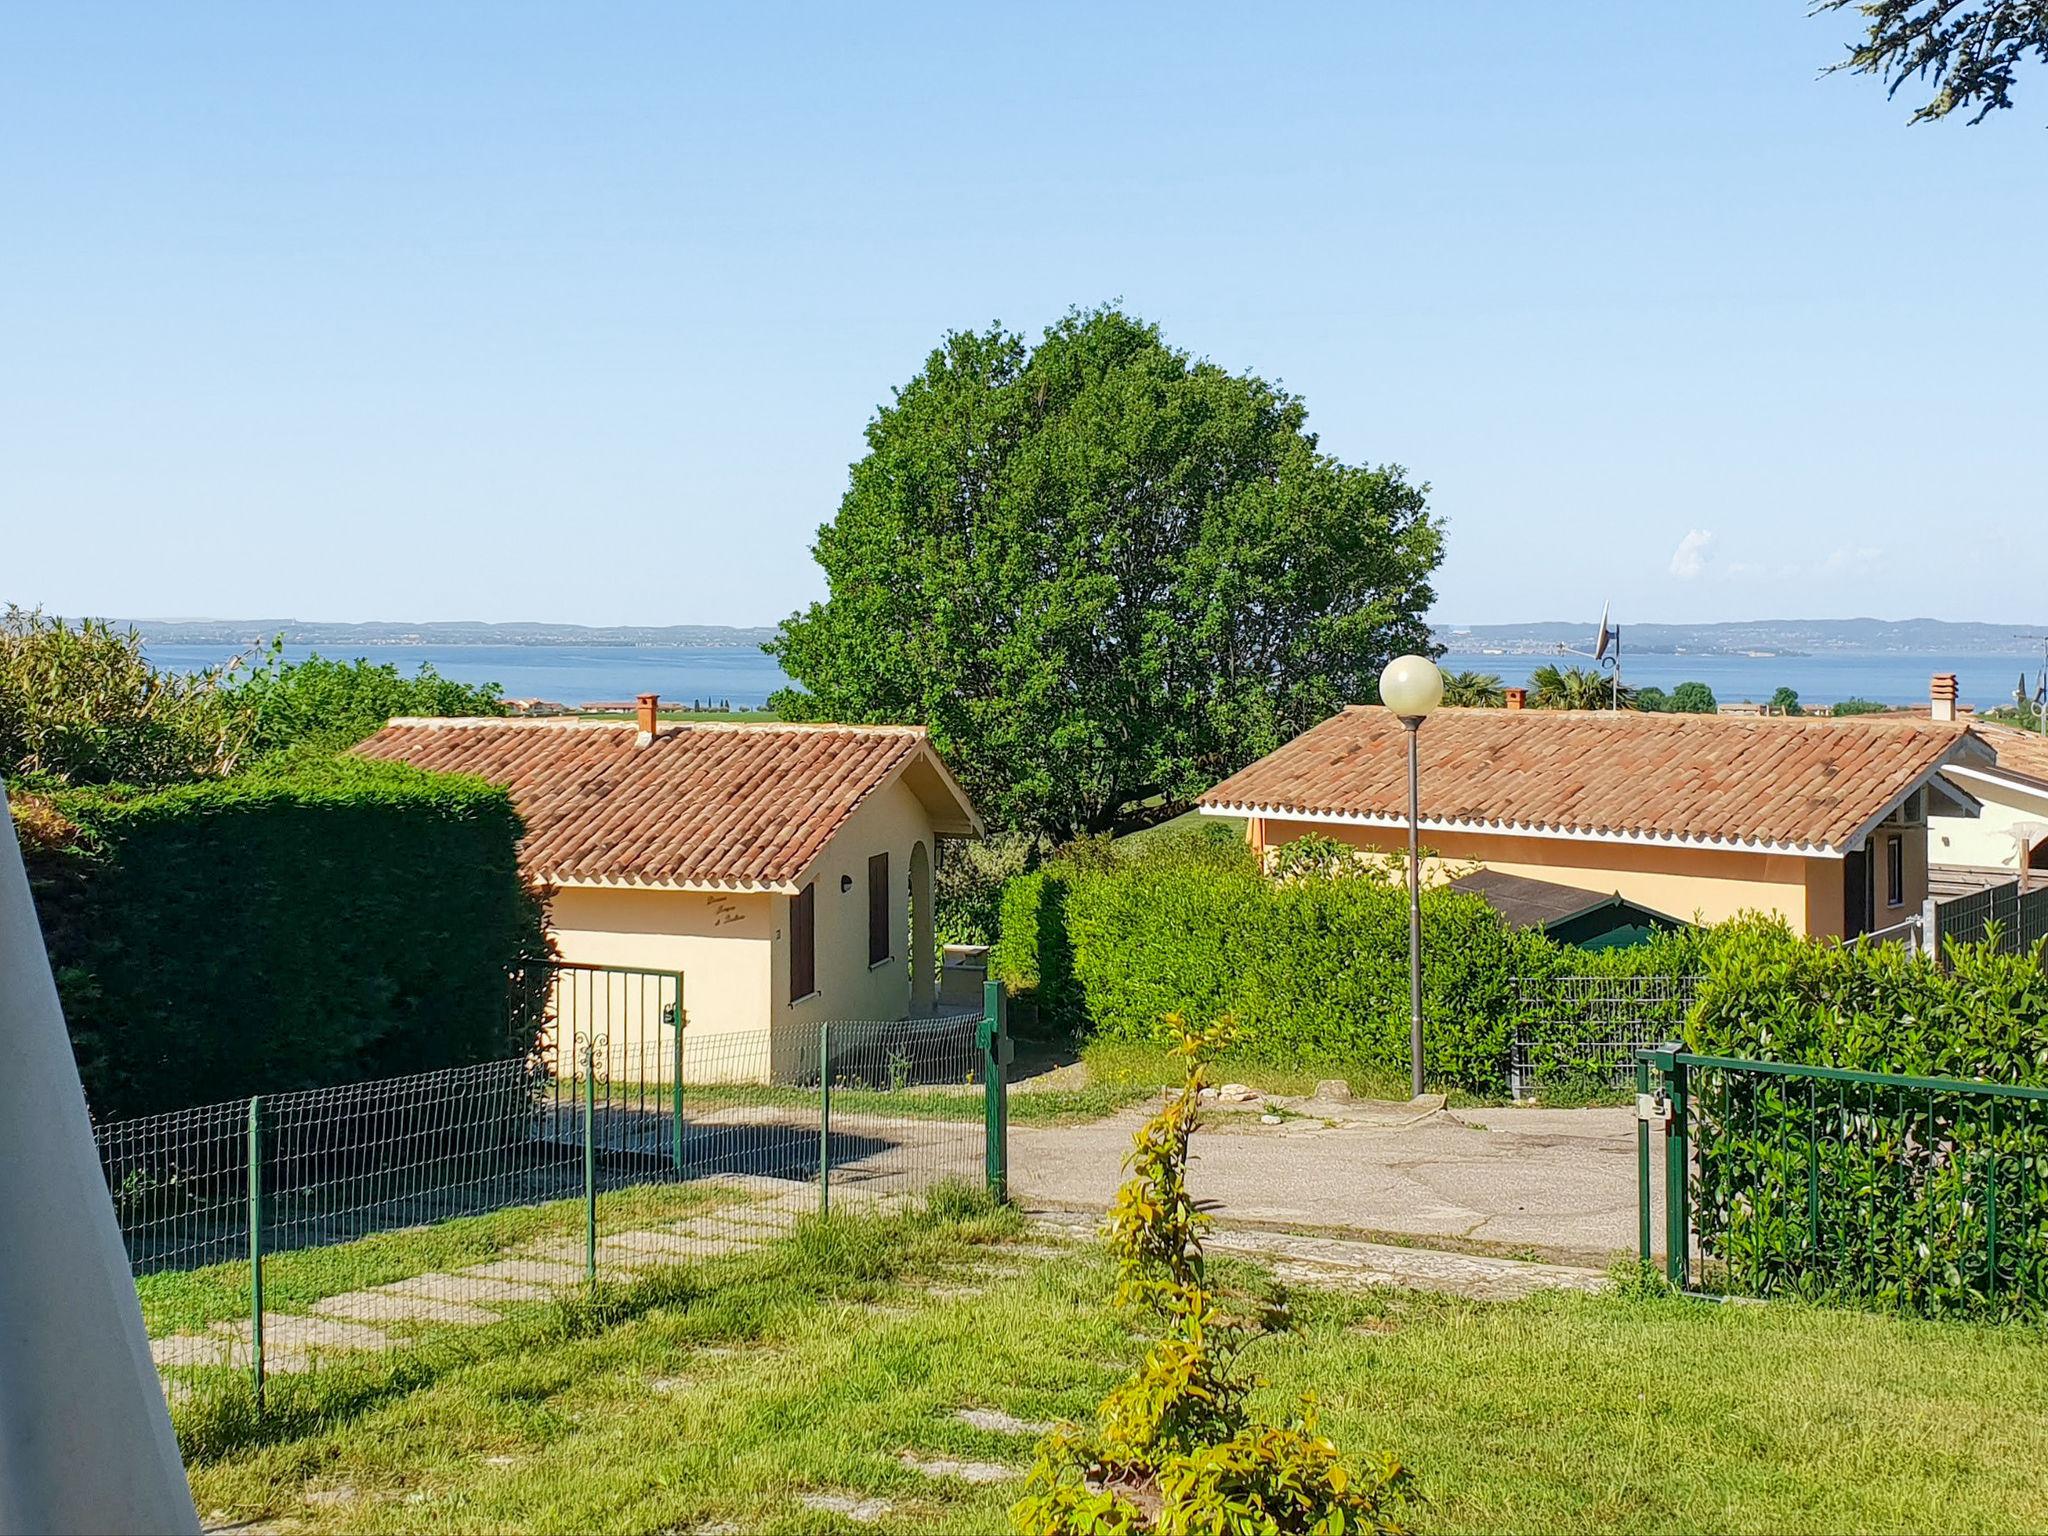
[1198,800,1846,859]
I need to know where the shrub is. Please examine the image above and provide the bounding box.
[1011,1019,1412,1535]
[1,606,247,786]
[230,648,505,758]
[936,829,1041,947]
[1683,916,2048,1317]
[993,830,1698,1092]
[23,754,549,1118]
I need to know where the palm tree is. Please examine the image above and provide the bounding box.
[1441,670,1506,708]
[1529,662,1636,711]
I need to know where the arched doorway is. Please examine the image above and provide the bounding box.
[908,839,934,1014]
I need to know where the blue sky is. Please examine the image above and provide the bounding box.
[3,3,2042,629]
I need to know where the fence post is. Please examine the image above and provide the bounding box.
[669,974,686,1177]
[981,980,1010,1202]
[1648,1043,1691,1291]
[818,1021,831,1217]
[582,1038,597,1293]
[1634,1052,1651,1265]
[246,1094,265,1413]
[1921,896,1940,967]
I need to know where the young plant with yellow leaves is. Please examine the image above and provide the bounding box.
[1012,1015,1412,1536]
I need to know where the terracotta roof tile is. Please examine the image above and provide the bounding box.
[1200,707,1971,853]
[1966,722,2048,787]
[355,719,974,889]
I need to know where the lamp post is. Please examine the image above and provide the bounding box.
[1379,654,1443,1101]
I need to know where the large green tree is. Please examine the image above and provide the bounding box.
[1817,0,2048,123]
[769,308,1441,842]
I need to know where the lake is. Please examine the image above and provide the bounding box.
[146,640,2044,712]
[1436,650,2044,711]
[146,642,794,709]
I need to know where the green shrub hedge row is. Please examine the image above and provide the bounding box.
[1686,916,2048,1318]
[23,754,550,1119]
[991,826,1702,1092]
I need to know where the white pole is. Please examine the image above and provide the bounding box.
[0,787,198,1535]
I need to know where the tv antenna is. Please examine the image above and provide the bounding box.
[2017,634,2048,735]
[1556,601,1624,709]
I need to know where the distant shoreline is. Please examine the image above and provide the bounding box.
[111,615,2041,659]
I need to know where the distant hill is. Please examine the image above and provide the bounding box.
[119,618,779,649]
[108,614,2042,658]
[1431,618,2041,657]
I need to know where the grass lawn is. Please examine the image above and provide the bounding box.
[139,1182,736,1337]
[182,1204,2048,1535]
[604,1076,1152,1126]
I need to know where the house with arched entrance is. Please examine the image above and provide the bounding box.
[358,697,981,1076]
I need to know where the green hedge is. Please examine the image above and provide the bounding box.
[23,755,550,1119]
[1684,916,2048,1318]
[992,827,1700,1092]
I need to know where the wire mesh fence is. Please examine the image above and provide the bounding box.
[101,964,1005,1405]
[1511,974,1698,1100]
[1938,881,2048,956]
[1642,1047,2048,1319]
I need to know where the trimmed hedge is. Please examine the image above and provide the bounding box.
[1685,916,2048,1317]
[22,755,550,1119]
[992,827,1701,1092]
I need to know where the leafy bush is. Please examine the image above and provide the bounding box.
[994,829,1699,1093]
[1829,697,1888,717]
[231,648,505,758]
[23,755,550,1118]
[936,829,1042,947]
[1011,1020,1412,1535]
[1,606,248,786]
[1684,916,2048,1317]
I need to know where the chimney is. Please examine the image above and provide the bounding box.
[635,692,660,742]
[1930,673,1958,724]
[1503,687,1526,711]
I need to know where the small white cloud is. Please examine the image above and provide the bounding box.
[1669,528,1715,580]
[1820,545,1884,577]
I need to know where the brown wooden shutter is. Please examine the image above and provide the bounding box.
[868,851,890,965]
[791,883,816,999]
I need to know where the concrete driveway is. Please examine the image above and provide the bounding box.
[1012,1095,1657,1267]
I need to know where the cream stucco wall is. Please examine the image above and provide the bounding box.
[1250,816,1872,938]
[548,884,775,1078]
[1932,774,2048,874]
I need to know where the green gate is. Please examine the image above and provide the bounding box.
[1637,1045,2048,1317]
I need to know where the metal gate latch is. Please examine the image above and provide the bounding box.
[1636,1091,1673,1127]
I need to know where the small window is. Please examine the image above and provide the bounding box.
[1886,835,1904,908]
[790,882,817,1000]
[1901,788,1925,825]
[868,851,891,966]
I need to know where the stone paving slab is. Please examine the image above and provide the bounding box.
[381,1272,556,1305]
[600,1230,713,1261]
[1202,1227,1608,1300]
[460,1257,589,1287]
[900,1450,1015,1485]
[312,1289,502,1327]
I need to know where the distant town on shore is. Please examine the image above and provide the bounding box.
[117,614,2041,658]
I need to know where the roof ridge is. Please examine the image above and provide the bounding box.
[1340,704,1963,732]
[383,715,928,738]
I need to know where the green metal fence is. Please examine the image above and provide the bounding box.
[1937,880,2048,956]
[1637,1044,2048,1318]
[100,963,1011,1406]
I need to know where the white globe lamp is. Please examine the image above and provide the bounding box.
[1379,654,1443,721]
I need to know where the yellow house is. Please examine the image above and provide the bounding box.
[358,697,981,1076]
[1199,702,1983,940]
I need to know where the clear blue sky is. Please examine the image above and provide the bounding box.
[4,3,2042,630]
